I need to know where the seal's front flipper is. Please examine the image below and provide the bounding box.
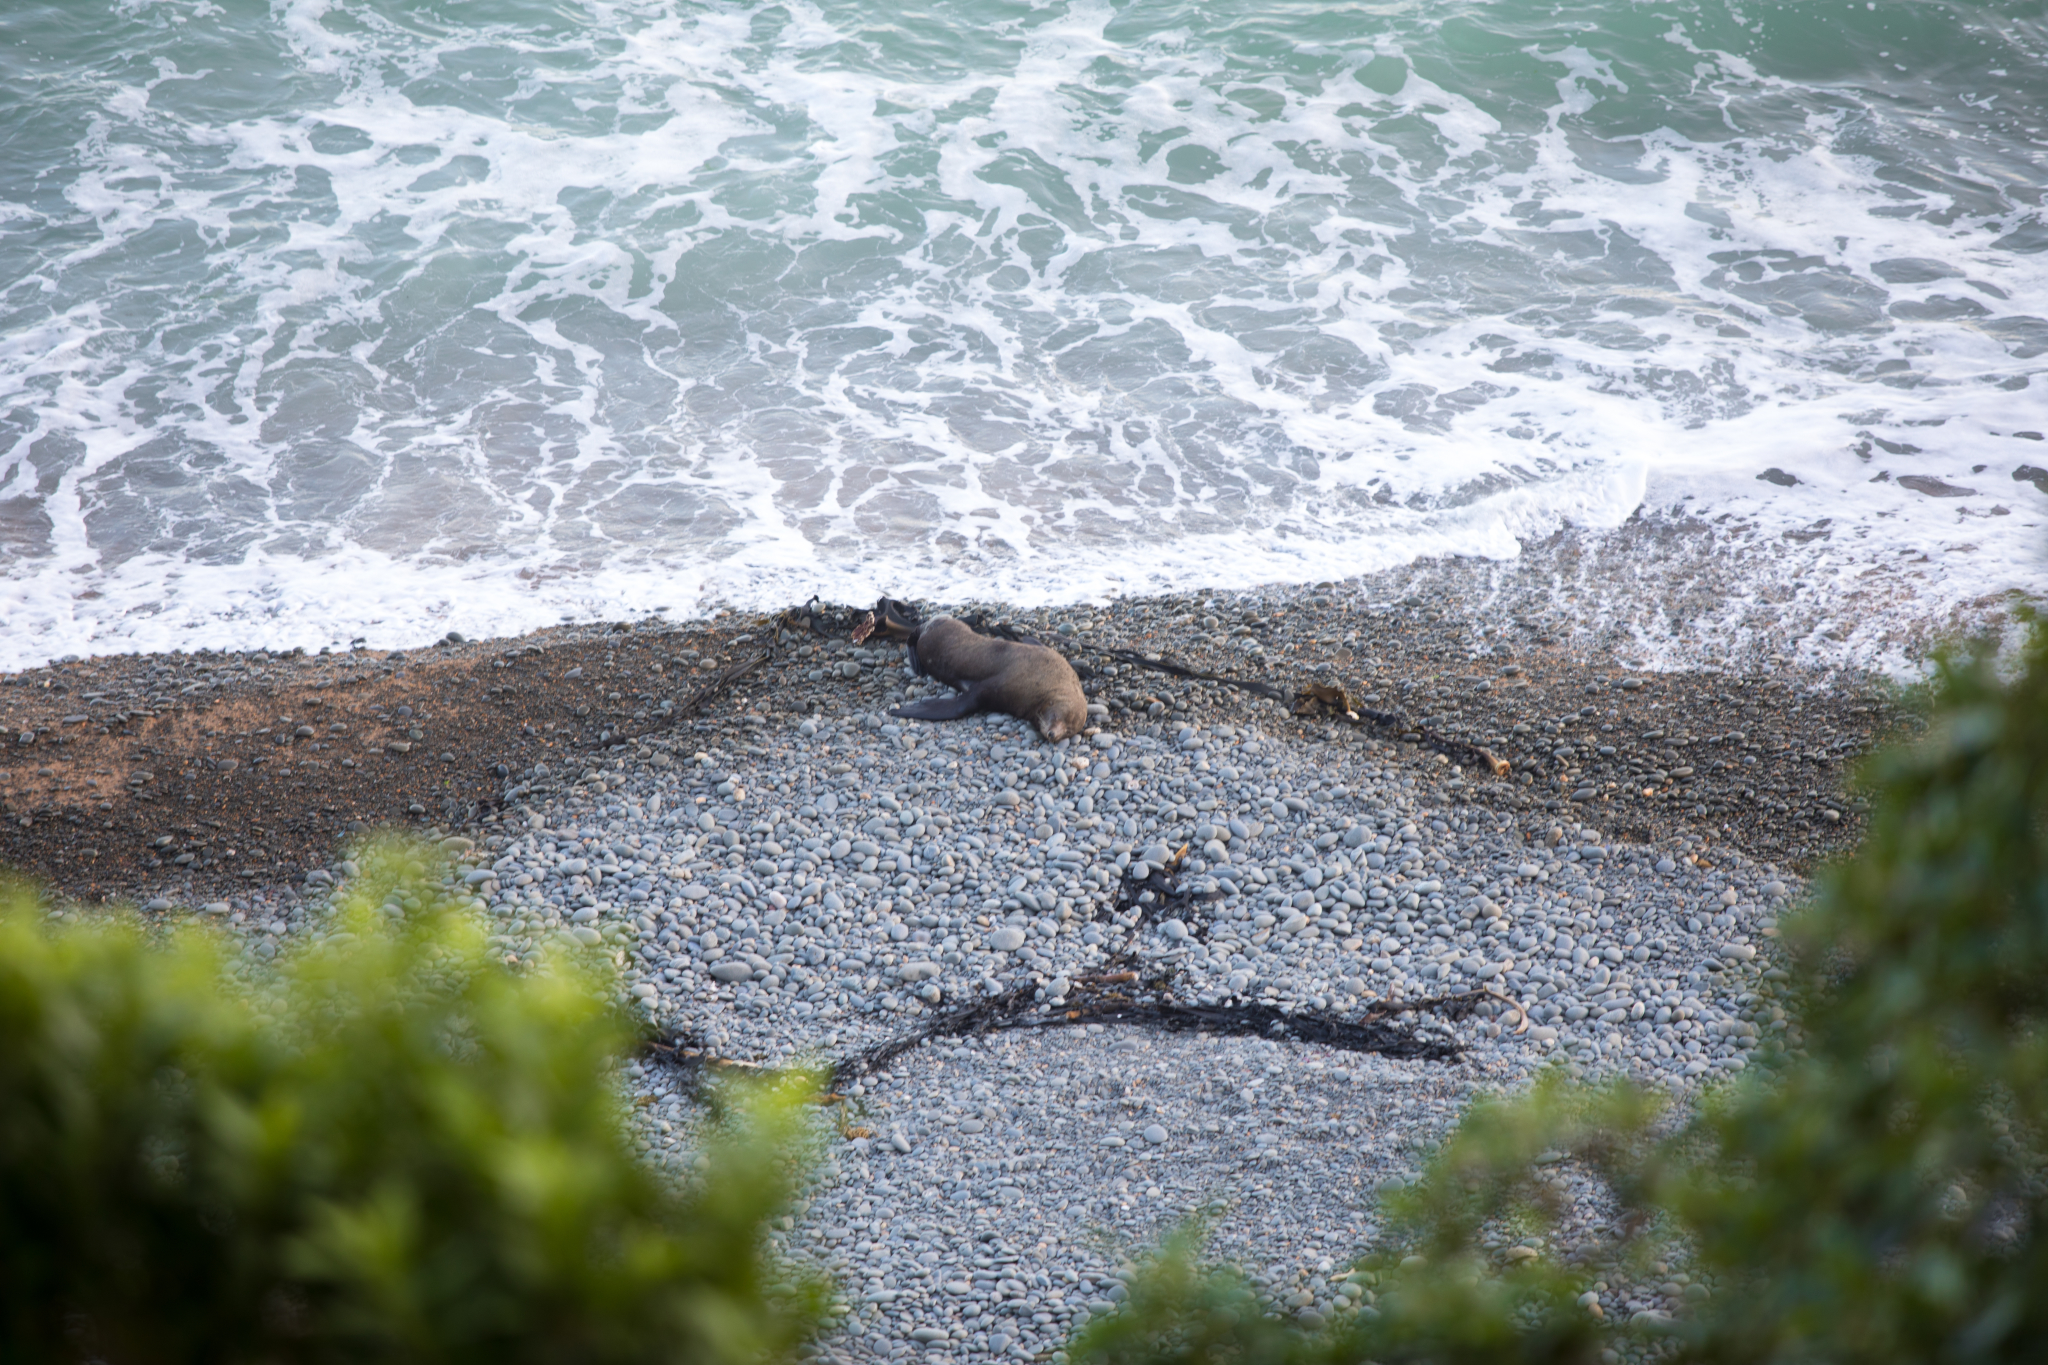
[890,685,984,722]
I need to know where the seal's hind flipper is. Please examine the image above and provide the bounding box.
[890,685,985,722]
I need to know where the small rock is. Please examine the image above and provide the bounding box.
[989,926,1026,952]
[710,961,753,983]
[1897,474,1978,499]
[1142,1124,1168,1145]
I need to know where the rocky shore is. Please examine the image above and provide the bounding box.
[1,533,1914,1361]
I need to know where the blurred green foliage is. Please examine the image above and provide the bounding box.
[0,837,825,1365]
[1072,620,2048,1365]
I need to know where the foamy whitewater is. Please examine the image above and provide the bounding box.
[3,0,2045,672]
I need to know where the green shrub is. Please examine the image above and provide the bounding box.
[1074,620,2048,1365]
[0,837,825,1365]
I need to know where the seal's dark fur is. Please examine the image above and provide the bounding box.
[889,617,1088,742]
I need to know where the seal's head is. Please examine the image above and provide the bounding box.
[1034,693,1087,743]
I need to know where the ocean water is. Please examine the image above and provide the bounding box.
[2,0,2045,671]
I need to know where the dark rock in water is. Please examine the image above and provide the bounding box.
[1896,475,1977,499]
[2013,465,2048,495]
[1756,468,1800,487]
[1871,256,1963,284]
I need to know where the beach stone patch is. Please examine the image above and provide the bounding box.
[392,678,1804,1360]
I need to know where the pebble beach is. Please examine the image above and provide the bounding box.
[561,693,1799,1361]
[2,533,1917,1361]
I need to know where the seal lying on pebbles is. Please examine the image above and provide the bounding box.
[888,616,1088,741]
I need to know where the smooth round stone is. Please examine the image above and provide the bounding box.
[989,926,1027,951]
[1142,1124,1168,1145]
[571,926,602,946]
[710,961,753,983]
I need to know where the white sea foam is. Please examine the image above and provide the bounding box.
[3,0,2045,673]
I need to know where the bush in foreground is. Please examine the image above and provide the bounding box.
[1075,620,2048,1365]
[0,841,824,1365]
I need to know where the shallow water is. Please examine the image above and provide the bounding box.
[3,0,2045,668]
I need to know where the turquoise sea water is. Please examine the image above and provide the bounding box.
[2,0,2044,666]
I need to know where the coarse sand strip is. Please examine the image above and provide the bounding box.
[0,548,1900,904]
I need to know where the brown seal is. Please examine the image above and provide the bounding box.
[888,617,1088,741]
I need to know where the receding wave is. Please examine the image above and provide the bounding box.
[1,0,2044,669]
